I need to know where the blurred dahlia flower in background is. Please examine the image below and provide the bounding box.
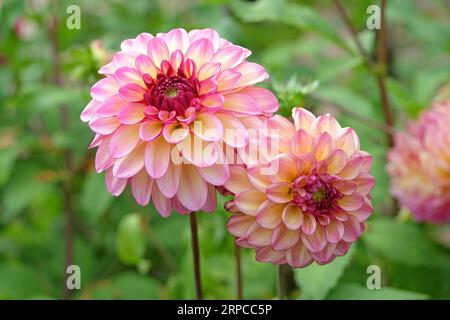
[225,108,374,267]
[388,100,450,223]
[80,28,278,217]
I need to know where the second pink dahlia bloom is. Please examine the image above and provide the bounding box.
[388,100,450,223]
[225,108,374,267]
[81,28,278,217]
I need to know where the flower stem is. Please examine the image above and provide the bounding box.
[277,264,291,300]
[234,242,243,300]
[189,213,203,299]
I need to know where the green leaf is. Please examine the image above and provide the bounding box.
[230,0,348,50]
[328,283,428,300]
[0,145,20,187]
[363,218,450,268]
[80,172,113,221]
[90,272,159,299]
[0,264,43,299]
[294,247,355,299]
[116,213,146,266]
[315,85,375,117]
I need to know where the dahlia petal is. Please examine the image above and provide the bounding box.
[197,162,230,186]
[171,196,191,215]
[131,169,153,206]
[256,246,285,264]
[120,38,133,51]
[286,242,313,268]
[113,143,145,178]
[95,136,113,173]
[156,161,181,198]
[139,120,163,141]
[119,83,146,102]
[178,133,219,167]
[211,45,246,69]
[337,194,364,211]
[186,38,214,68]
[272,224,300,250]
[290,129,312,157]
[335,128,360,156]
[135,54,158,79]
[237,87,279,114]
[198,78,218,96]
[176,165,208,211]
[325,219,344,243]
[91,77,119,101]
[198,62,221,81]
[115,67,144,86]
[342,215,363,242]
[234,188,267,215]
[282,204,303,230]
[81,99,100,122]
[223,93,261,115]
[99,62,115,75]
[292,107,316,131]
[188,28,220,51]
[338,155,364,180]
[256,200,284,229]
[215,112,248,148]
[201,184,217,212]
[234,62,268,88]
[152,186,172,217]
[117,104,145,124]
[191,112,223,141]
[348,198,373,222]
[266,182,292,203]
[144,137,171,179]
[228,214,257,238]
[97,95,128,117]
[313,132,335,161]
[105,170,127,196]
[334,241,351,256]
[223,166,251,194]
[246,165,272,192]
[311,243,337,265]
[310,114,341,136]
[89,116,120,135]
[89,134,104,149]
[355,174,375,195]
[109,124,140,158]
[162,123,189,144]
[147,37,169,68]
[326,149,347,174]
[270,154,298,183]
[332,180,357,196]
[169,50,184,73]
[113,51,139,70]
[201,93,224,111]
[301,213,317,235]
[301,224,327,253]
[132,32,154,54]
[297,153,316,175]
[247,227,272,246]
[216,69,241,92]
[164,28,189,53]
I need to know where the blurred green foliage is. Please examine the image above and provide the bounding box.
[0,0,449,300]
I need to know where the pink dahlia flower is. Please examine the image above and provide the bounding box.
[225,108,374,267]
[81,28,278,217]
[388,100,450,223]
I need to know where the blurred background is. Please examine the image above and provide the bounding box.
[0,0,449,299]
